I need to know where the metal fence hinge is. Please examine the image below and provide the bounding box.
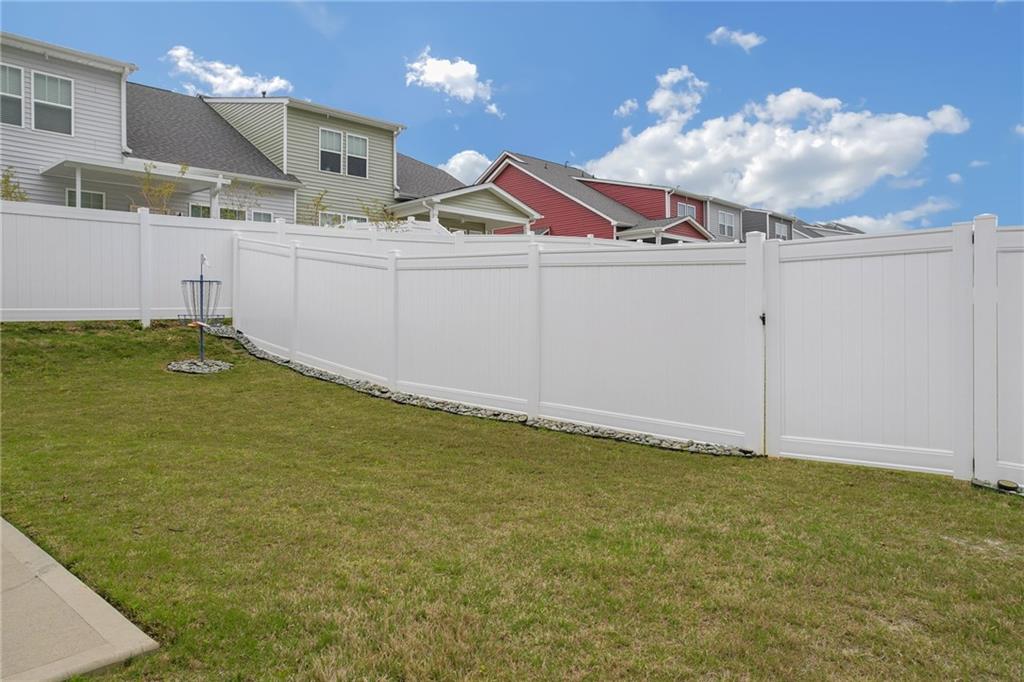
[760,313,766,326]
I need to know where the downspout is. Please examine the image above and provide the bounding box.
[120,67,132,153]
[392,130,400,198]
[664,189,671,219]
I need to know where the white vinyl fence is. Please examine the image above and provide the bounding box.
[2,201,1021,485]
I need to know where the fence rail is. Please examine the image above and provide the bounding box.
[2,201,1021,484]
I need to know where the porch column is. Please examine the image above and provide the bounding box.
[523,220,532,235]
[428,202,439,224]
[210,174,224,218]
[74,166,82,208]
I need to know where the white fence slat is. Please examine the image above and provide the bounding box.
[744,233,766,454]
[951,221,974,480]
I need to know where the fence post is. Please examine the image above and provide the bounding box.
[137,207,152,328]
[288,240,300,362]
[385,250,400,392]
[231,231,241,327]
[524,243,542,419]
[972,213,999,484]
[743,232,766,454]
[762,237,781,456]
[453,230,465,253]
[951,220,974,480]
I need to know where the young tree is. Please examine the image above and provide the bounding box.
[135,163,189,214]
[222,182,267,216]
[1,167,28,202]
[359,199,404,230]
[306,189,328,225]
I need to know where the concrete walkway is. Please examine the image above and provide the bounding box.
[1,519,157,681]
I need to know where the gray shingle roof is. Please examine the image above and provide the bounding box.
[126,83,295,183]
[503,152,647,226]
[396,153,464,199]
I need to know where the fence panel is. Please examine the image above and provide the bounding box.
[395,252,531,411]
[292,247,391,384]
[770,229,960,474]
[234,239,292,356]
[537,245,751,446]
[1,204,140,320]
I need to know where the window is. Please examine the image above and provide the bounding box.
[32,72,72,135]
[320,128,342,173]
[345,215,368,224]
[676,202,696,219]
[219,207,246,221]
[251,210,273,223]
[346,134,368,178]
[190,204,211,218]
[718,210,735,237]
[319,211,344,227]
[1,64,23,126]
[66,189,104,210]
[774,222,788,240]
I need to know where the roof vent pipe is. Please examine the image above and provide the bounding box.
[261,90,267,98]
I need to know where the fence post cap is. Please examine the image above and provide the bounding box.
[136,207,149,215]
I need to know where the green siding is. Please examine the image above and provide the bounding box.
[286,106,395,225]
[208,101,286,170]
[441,189,527,217]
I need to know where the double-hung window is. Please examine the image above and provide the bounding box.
[774,222,788,240]
[346,134,368,178]
[320,128,342,173]
[190,204,211,218]
[251,210,273,223]
[66,189,104,210]
[33,72,73,135]
[345,215,368,224]
[1,64,23,126]
[219,207,246,221]
[718,210,735,237]
[319,211,344,227]
[676,202,696,220]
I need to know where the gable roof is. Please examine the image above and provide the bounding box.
[0,32,136,74]
[482,151,649,226]
[126,83,297,184]
[201,96,405,133]
[396,154,464,200]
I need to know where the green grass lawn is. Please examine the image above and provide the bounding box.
[2,322,1022,680]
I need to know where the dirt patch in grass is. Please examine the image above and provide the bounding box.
[3,322,1022,680]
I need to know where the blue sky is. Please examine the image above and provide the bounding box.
[4,1,1022,230]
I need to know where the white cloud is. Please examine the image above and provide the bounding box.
[439,150,492,184]
[584,66,970,213]
[707,26,766,53]
[835,197,954,234]
[613,98,638,118]
[164,46,292,97]
[968,160,989,168]
[645,66,707,124]
[405,46,502,118]
[947,172,963,184]
[1016,123,1024,136]
[889,176,927,189]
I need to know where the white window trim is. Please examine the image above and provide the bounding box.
[31,69,74,137]
[676,201,696,219]
[218,206,247,221]
[189,202,211,218]
[65,188,105,209]
[719,210,736,237]
[344,214,368,224]
[0,63,24,128]
[251,210,274,223]
[345,133,369,179]
[774,221,788,240]
[319,210,344,227]
[318,126,343,175]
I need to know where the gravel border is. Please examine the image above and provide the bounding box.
[167,359,233,374]
[208,325,758,458]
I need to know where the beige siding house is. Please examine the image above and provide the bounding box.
[207,97,403,225]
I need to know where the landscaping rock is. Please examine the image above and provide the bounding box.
[215,325,759,459]
[167,359,233,374]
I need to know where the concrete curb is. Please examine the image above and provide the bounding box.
[1,520,158,681]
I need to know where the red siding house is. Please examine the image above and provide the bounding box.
[477,152,714,244]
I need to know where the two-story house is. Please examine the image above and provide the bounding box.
[0,32,301,220]
[477,151,713,243]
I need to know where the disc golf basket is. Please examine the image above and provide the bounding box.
[168,254,231,374]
